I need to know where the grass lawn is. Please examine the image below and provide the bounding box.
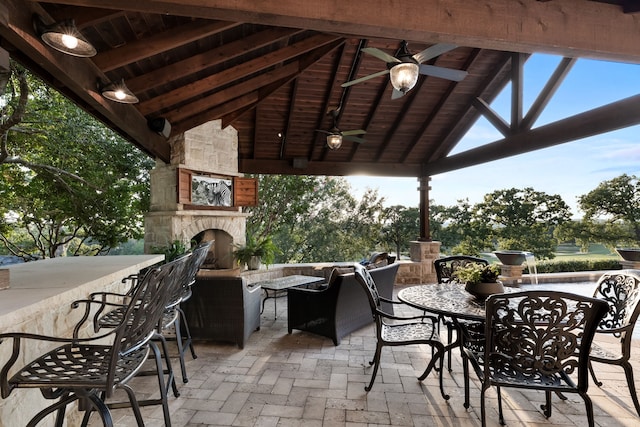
[554,243,618,261]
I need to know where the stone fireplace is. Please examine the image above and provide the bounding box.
[144,120,248,270]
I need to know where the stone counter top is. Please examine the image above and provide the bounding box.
[1,255,164,325]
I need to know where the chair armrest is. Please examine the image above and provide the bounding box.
[70,298,128,337]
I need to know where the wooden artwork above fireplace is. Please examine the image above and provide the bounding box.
[177,168,258,211]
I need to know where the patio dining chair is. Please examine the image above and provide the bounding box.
[461,290,608,427]
[434,255,489,371]
[0,256,184,427]
[352,264,448,398]
[588,269,640,417]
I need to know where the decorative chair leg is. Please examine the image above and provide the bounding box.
[178,306,198,359]
[365,345,383,392]
[150,341,172,427]
[588,361,603,386]
[581,393,596,427]
[622,362,640,417]
[541,390,552,418]
[497,386,505,425]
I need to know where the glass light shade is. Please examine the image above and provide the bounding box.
[38,19,97,58]
[389,62,420,93]
[326,134,343,150]
[101,80,139,104]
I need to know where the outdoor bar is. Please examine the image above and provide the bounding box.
[0,255,164,426]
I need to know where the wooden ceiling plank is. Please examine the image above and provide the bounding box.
[127,26,300,93]
[49,6,125,28]
[280,78,299,159]
[138,35,340,116]
[94,20,239,72]
[423,93,640,176]
[521,57,577,130]
[37,0,640,63]
[164,61,300,123]
[0,0,170,161]
[173,92,260,134]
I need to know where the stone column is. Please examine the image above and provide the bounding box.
[402,240,441,284]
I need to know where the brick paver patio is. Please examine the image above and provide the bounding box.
[92,284,640,427]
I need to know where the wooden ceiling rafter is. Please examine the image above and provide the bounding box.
[403,48,483,164]
[138,33,342,116]
[48,6,124,28]
[126,26,298,94]
[279,78,298,160]
[94,20,234,72]
[316,43,351,162]
[424,52,514,163]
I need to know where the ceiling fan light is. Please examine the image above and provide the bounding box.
[326,134,343,150]
[34,15,96,57]
[390,62,420,93]
[101,79,139,104]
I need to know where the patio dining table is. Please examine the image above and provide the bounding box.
[397,282,494,322]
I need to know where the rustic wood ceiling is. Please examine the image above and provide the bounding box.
[1,0,639,178]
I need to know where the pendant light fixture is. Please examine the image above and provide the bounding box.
[33,14,96,58]
[100,79,139,104]
[326,133,343,150]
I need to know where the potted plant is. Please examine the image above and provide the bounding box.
[232,235,279,270]
[453,263,504,299]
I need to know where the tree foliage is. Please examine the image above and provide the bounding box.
[576,174,640,248]
[0,62,154,260]
[244,175,387,263]
[381,206,419,257]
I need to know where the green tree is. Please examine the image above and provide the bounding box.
[431,199,493,256]
[0,63,154,260]
[381,205,419,258]
[577,174,640,248]
[244,175,386,263]
[476,187,571,259]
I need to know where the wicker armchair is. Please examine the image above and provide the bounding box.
[181,274,262,348]
[461,291,608,427]
[287,262,399,345]
[588,269,640,417]
[0,257,185,427]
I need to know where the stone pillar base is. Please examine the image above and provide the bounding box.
[620,260,640,269]
[499,264,525,286]
[397,241,441,284]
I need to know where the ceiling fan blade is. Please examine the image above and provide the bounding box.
[418,64,468,81]
[341,69,390,87]
[344,135,366,143]
[314,129,330,135]
[391,88,405,100]
[361,47,400,63]
[341,129,366,136]
[412,43,458,64]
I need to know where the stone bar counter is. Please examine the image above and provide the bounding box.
[0,255,164,426]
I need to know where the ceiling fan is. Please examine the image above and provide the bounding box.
[341,41,468,99]
[315,109,366,150]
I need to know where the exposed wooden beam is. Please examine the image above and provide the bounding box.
[423,93,640,175]
[521,57,577,129]
[0,0,170,161]
[473,97,511,136]
[166,62,300,124]
[511,53,525,130]
[138,34,341,116]
[172,92,259,134]
[126,27,298,93]
[403,48,482,163]
[94,20,238,72]
[239,159,422,177]
[38,0,640,63]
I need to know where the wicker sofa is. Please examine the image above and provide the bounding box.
[181,273,261,348]
[287,262,399,345]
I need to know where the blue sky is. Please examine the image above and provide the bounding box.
[346,54,640,217]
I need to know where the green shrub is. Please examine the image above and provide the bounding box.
[526,259,622,273]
